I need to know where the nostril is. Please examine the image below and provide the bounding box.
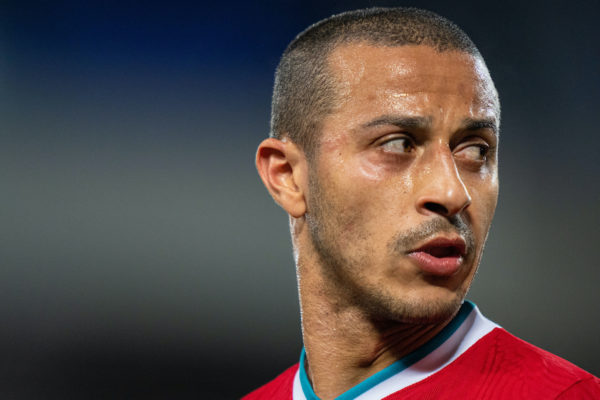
[424,202,449,216]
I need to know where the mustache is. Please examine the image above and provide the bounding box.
[390,216,474,254]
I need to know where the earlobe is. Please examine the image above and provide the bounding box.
[256,138,307,218]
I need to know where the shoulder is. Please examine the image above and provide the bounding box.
[451,328,599,398]
[487,328,594,379]
[555,376,600,399]
[392,327,599,399]
[242,363,299,400]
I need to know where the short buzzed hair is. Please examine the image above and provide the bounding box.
[270,7,485,157]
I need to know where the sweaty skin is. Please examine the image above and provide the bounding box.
[257,43,499,400]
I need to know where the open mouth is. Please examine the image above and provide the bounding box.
[419,244,463,258]
[407,237,467,276]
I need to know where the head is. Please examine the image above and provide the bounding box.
[270,7,493,159]
[257,7,500,325]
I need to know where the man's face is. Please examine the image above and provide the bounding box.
[304,44,499,324]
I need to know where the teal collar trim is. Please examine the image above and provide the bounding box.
[299,300,475,400]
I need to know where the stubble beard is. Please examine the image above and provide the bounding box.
[305,170,478,325]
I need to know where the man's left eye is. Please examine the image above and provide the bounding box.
[454,144,488,161]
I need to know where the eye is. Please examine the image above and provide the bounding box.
[380,136,415,154]
[454,143,489,162]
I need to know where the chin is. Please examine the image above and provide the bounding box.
[359,285,467,325]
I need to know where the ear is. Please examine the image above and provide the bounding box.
[256,138,307,218]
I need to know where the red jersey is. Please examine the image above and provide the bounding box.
[243,301,599,399]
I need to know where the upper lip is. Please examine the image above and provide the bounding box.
[409,236,467,257]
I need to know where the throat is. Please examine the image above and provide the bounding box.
[301,307,452,400]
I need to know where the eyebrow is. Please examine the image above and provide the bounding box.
[361,115,433,130]
[361,115,498,136]
[460,118,499,135]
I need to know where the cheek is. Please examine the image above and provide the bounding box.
[351,151,415,188]
[328,155,416,232]
[356,156,387,181]
[465,178,498,235]
[355,154,417,220]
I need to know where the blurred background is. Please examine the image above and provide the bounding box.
[1,0,598,398]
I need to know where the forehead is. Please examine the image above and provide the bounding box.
[325,43,499,121]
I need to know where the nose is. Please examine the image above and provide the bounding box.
[415,149,471,218]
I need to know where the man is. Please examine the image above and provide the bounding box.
[244,7,599,400]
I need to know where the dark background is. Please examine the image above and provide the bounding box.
[2,0,598,398]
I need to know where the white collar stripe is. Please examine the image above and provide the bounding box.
[293,367,307,400]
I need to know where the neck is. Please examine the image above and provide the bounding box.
[297,258,452,400]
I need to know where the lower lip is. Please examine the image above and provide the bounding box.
[407,251,463,276]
